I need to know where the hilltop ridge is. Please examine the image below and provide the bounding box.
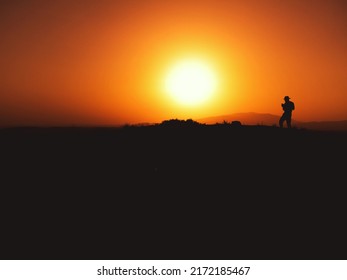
[197,112,347,131]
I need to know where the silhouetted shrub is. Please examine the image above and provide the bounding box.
[160,118,202,127]
[231,120,242,127]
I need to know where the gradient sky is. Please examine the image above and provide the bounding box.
[1,0,347,126]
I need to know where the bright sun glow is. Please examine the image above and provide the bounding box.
[165,59,217,106]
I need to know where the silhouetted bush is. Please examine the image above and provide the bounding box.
[159,118,202,127]
[231,120,242,126]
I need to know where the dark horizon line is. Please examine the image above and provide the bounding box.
[1,120,347,129]
[2,116,347,129]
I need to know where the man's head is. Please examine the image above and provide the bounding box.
[284,96,290,101]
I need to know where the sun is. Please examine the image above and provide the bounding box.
[165,59,217,106]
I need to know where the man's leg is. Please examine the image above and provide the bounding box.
[279,115,285,128]
[287,117,292,128]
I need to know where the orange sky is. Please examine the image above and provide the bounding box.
[1,0,347,126]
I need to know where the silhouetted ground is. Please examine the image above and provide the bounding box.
[1,122,346,260]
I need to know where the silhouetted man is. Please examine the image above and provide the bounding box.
[279,96,295,128]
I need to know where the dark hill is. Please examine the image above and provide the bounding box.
[1,124,346,260]
[198,112,284,126]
